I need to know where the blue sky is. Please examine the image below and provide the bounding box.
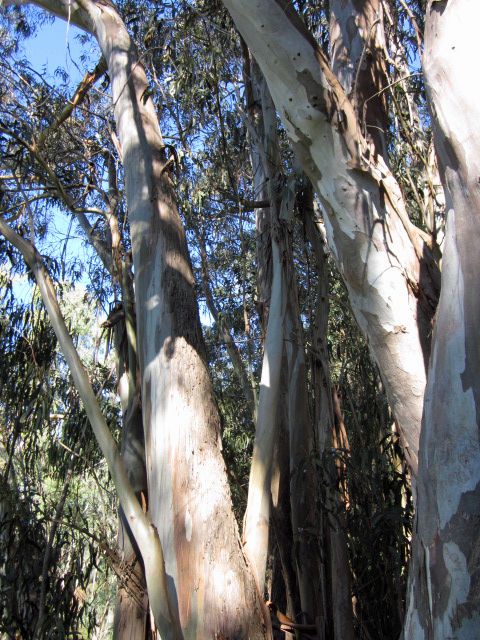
[11,17,102,296]
[23,15,92,81]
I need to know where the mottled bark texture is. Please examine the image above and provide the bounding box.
[223,0,440,476]
[5,0,266,637]
[404,2,480,638]
[330,0,389,158]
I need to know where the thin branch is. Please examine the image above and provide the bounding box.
[35,56,107,151]
[0,213,182,639]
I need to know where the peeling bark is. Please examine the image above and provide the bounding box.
[404,1,480,638]
[223,0,441,475]
[5,0,266,636]
[330,0,389,158]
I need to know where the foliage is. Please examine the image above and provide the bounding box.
[0,0,438,636]
[0,282,118,638]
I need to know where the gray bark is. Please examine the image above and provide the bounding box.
[404,1,480,638]
[4,0,266,636]
[222,0,441,476]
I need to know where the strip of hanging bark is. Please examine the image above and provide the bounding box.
[34,56,108,151]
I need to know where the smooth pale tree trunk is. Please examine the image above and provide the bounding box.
[403,2,480,638]
[241,54,286,600]
[243,228,286,595]
[242,51,278,336]
[222,0,441,475]
[8,0,266,636]
[244,52,351,629]
[243,56,326,626]
[243,58,299,628]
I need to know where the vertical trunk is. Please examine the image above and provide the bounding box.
[283,223,324,626]
[10,1,266,636]
[113,416,148,640]
[305,208,354,640]
[244,231,286,592]
[404,1,480,638]
[243,52,278,335]
[242,53,286,595]
[243,53,326,624]
[93,5,263,636]
[113,301,148,640]
[270,372,299,635]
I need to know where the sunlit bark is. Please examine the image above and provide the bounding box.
[5,0,266,636]
[404,2,480,638]
[243,229,286,594]
[223,0,441,476]
[0,216,182,639]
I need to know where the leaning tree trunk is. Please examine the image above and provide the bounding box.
[8,0,266,637]
[222,0,441,476]
[403,2,480,638]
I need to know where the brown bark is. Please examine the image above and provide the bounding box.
[330,0,389,159]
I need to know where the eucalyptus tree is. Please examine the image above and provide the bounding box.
[1,0,265,636]
[404,2,480,637]
[222,0,441,479]
[220,0,480,637]
[0,38,153,636]
[3,0,478,638]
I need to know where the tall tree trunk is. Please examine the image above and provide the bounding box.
[222,0,441,476]
[7,0,266,636]
[243,53,326,625]
[243,223,287,593]
[404,2,480,638]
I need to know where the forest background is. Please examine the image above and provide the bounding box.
[0,0,478,639]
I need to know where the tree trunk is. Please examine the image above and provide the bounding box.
[113,300,149,640]
[330,0,389,159]
[404,2,480,637]
[243,223,286,593]
[222,0,441,475]
[7,1,266,636]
